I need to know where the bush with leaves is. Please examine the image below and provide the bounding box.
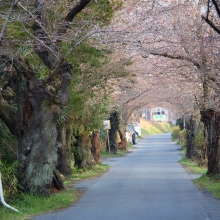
[171,126,181,140]
[0,161,18,200]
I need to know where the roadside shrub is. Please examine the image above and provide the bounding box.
[179,129,187,147]
[195,131,207,165]
[171,126,181,140]
[195,132,206,149]
[0,161,18,199]
[0,120,16,164]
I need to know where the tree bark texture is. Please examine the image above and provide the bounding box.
[0,57,72,196]
[186,116,196,159]
[56,121,72,176]
[15,60,72,195]
[74,133,96,169]
[201,110,220,175]
[108,110,120,153]
[118,129,127,150]
[91,131,101,164]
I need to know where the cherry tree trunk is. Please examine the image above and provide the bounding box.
[118,129,127,150]
[16,61,71,195]
[201,110,220,175]
[108,110,120,153]
[17,105,59,195]
[186,116,196,159]
[74,133,96,169]
[56,121,72,176]
[91,131,101,164]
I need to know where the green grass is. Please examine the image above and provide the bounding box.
[179,157,220,200]
[141,128,148,137]
[0,164,109,220]
[101,149,127,158]
[0,189,78,220]
[140,121,171,135]
[65,164,109,184]
[194,175,220,199]
[179,157,206,175]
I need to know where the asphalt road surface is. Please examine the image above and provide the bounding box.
[33,133,220,220]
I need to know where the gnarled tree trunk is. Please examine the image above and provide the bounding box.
[74,133,96,169]
[0,0,92,196]
[15,59,72,195]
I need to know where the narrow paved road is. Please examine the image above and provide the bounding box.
[34,134,220,220]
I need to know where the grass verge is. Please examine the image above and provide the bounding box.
[0,189,78,220]
[179,157,206,175]
[194,175,220,199]
[0,164,109,220]
[140,120,171,135]
[179,157,220,200]
[64,164,109,184]
[101,150,126,158]
[101,143,132,158]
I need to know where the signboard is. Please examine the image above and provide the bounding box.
[103,120,111,130]
[153,115,166,121]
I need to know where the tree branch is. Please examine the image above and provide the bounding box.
[201,15,220,35]
[0,0,19,45]
[57,0,92,38]
[148,52,201,69]
[122,89,149,108]
[212,0,220,19]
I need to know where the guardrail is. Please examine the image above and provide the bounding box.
[0,172,18,212]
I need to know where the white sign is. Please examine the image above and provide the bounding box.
[103,120,111,130]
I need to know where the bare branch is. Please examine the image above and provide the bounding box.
[0,0,19,45]
[201,15,220,35]
[212,0,220,18]
[148,52,201,69]
[57,0,92,38]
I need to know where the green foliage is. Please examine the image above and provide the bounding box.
[0,121,16,164]
[63,43,105,67]
[0,161,18,199]
[6,21,30,46]
[171,126,181,140]
[79,0,119,26]
[71,146,87,161]
[195,131,206,149]
[179,129,187,147]
[176,118,184,130]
